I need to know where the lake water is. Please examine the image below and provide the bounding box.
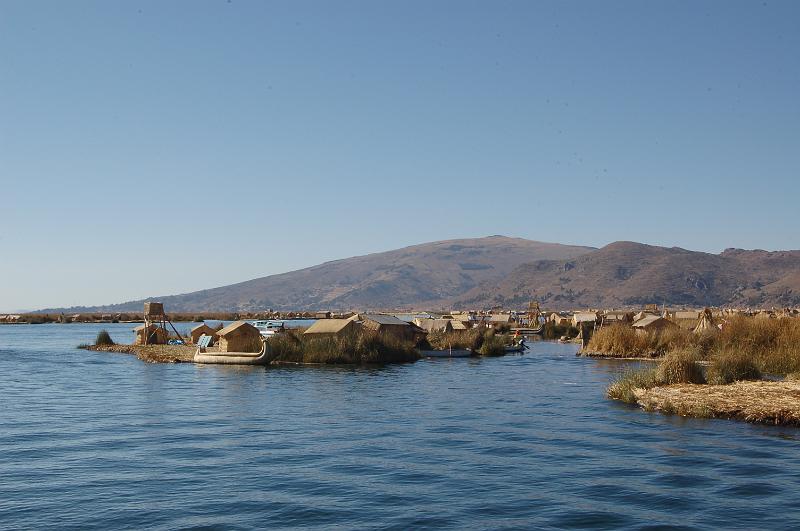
[2,323,800,529]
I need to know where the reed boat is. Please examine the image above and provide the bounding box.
[504,338,529,353]
[510,325,544,335]
[419,348,473,358]
[193,338,272,365]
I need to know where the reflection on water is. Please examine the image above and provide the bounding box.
[1,323,800,529]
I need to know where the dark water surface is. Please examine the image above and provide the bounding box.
[2,324,800,529]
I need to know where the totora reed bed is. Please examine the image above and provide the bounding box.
[634,380,800,426]
[587,316,800,373]
[82,343,197,363]
[603,317,800,425]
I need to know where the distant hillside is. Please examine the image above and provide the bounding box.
[50,236,593,313]
[453,242,800,310]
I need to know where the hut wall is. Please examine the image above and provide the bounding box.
[190,325,217,344]
[380,324,414,341]
[304,319,356,337]
[218,329,261,352]
[135,325,167,345]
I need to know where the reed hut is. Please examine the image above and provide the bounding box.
[133,324,167,345]
[572,312,598,327]
[674,310,702,330]
[450,312,474,323]
[600,311,633,327]
[548,313,570,326]
[190,323,218,344]
[450,320,468,331]
[413,318,454,333]
[303,318,358,337]
[359,314,426,342]
[633,309,661,322]
[489,313,513,326]
[216,321,261,352]
[693,308,716,334]
[632,315,677,335]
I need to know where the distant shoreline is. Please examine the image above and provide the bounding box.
[0,314,320,325]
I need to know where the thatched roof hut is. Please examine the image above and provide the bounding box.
[548,313,570,326]
[133,324,168,345]
[190,323,218,344]
[450,320,468,331]
[632,315,677,334]
[413,318,454,333]
[572,312,598,327]
[489,313,513,325]
[359,314,426,342]
[449,313,474,323]
[601,311,633,327]
[216,321,261,353]
[672,310,702,330]
[304,318,357,337]
[694,309,716,334]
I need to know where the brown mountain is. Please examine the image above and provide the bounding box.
[57,236,593,312]
[454,241,800,310]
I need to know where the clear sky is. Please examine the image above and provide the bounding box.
[2,1,799,311]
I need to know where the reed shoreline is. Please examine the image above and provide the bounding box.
[580,350,661,361]
[81,344,196,363]
[80,326,521,366]
[596,316,800,426]
[633,380,800,426]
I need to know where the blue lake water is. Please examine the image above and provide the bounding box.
[2,323,800,529]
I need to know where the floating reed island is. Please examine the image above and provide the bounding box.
[82,326,522,365]
[596,314,800,426]
[78,304,528,365]
[80,329,197,363]
[68,300,800,424]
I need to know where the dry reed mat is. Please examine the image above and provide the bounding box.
[83,344,196,363]
[633,380,800,426]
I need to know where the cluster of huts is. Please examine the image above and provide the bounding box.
[114,301,800,352]
[286,305,800,341]
[304,311,536,339]
[133,321,263,352]
[553,305,800,337]
[304,314,428,342]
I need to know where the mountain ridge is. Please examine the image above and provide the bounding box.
[41,237,800,313]
[44,236,593,312]
[453,241,800,310]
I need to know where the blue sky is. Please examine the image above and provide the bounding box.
[2,0,799,311]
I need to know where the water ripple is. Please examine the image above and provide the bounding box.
[2,324,800,529]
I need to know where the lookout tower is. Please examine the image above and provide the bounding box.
[143,302,184,345]
[527,301,542,328]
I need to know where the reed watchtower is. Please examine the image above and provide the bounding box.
[527,301,542,328]
[143,302,184,345]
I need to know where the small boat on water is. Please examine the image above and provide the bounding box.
[504,338,529,353]
[419,348,473,358]
[251,320,285,338]
[510,325,544,335]
[193,337,272,365]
